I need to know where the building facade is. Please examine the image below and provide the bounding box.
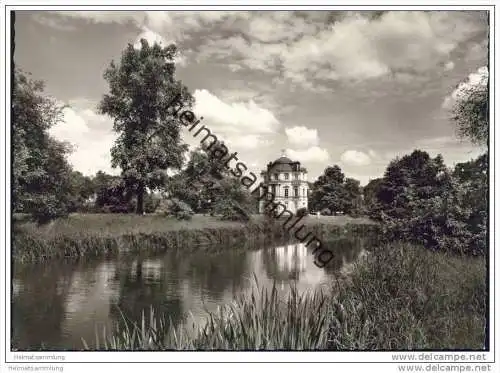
[258,155,309,214]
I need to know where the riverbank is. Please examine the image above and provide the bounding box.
[84,241,486,350]
[12,213,376,262]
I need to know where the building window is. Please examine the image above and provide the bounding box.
[274,173,278,180]
[294,186,298,197]
[284,187,289,198]
[294,173,299,180]
[284,173,289,180]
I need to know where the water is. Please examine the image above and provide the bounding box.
[11,236,369,350]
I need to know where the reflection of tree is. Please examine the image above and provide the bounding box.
[183,249,250,302]
[322,237,365,276]
[110,255,184,335]
[11,261,75,350]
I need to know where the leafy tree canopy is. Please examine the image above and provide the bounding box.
[451,71,488,146]
[99,39,193,214]
[12,69,73,223]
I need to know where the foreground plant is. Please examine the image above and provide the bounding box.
[83,281,331,350]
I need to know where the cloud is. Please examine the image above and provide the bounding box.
[31,13,78,31]
[225,134,272,150]
[49,107,90,141]
[53,11,144,25]
[193,89,280,136]
[444,61,455,71]
[195,11,486,89]
[46,10,486,90]
[340,150,372,166]
[442,65,488,109]
[51,11,242,41]
[285,126,318,147]
[132,27,188,66]
[133,27,166,48]
[286,146,330,163]
[286,11,483,82]
[49,105,118,176]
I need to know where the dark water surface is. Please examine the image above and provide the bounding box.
[12,236,370,350]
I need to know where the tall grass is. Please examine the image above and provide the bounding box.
[83,282,331,350]
[13,213,378,262]
[82,242,486,351]
[328,242,486,350]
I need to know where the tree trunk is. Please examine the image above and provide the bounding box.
[136,183,145,214]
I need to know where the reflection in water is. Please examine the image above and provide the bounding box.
[12,236,370,350]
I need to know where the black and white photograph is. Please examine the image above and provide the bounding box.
[0,2,497,372]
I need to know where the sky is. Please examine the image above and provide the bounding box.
[14,10,489,185]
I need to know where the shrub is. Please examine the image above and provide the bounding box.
[144,194,161,213]
[320,208,332,216]
[176,210,193,221]
[30,195,70,225]
[296,207,308,218]
[214,200,250,222]
[157,198,194,220]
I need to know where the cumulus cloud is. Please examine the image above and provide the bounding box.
[47,10,486,89]
[49,107,90,142]
[132,27,188,66]
[196,11,485,89]
[284,11,483,82]
[340,150,372,166]
[191,89,280,150]
[285,126,318,147]
[133,27,166,48]
[286,146,330,163]
[193,89,280,135]
[442,65,488,109]
[49,106,118,176]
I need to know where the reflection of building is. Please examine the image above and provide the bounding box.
[274,243,307,272]
[261,243,309,282]
[259,152,309,214]
[130,259,163,283]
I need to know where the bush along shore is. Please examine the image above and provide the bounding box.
[81,242,486,351]
[12,215,378,263]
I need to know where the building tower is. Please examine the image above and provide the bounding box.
[259,151,309,214]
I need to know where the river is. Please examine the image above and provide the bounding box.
[11,235,370,350]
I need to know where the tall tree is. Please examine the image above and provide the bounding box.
[310,165,347,215]
[376,150,448,220]
[363,177,383,218]
[99,39,193,214]
[451,69,488,146]
[343,177,363,216]
[12,69,73,223]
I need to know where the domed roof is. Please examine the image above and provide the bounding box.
[274,156,293,164]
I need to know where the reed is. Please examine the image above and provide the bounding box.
[82,281,331,351]
[327,242,487,350]
[13,214,379,262]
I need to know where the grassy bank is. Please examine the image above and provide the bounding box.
[13,213,376,262]
[84,242,486,351]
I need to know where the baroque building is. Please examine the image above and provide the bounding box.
[259,153,309,214]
